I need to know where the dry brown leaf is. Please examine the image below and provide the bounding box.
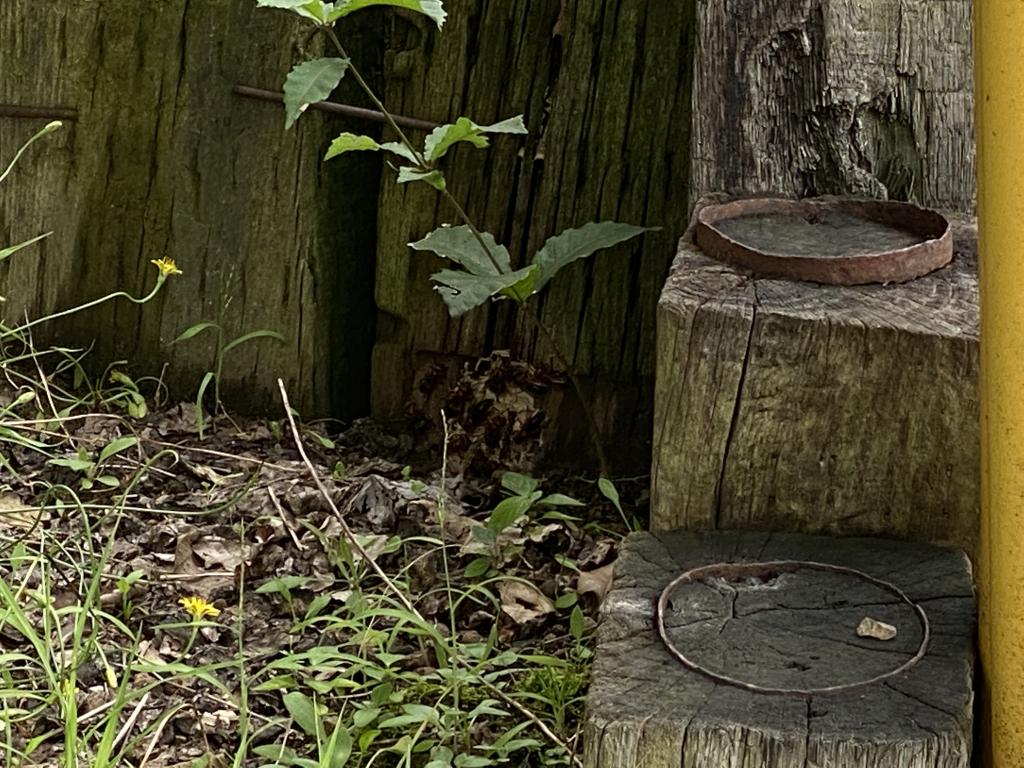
[498,580,554,624]
[577,562,616,602]
[0,493,42,531]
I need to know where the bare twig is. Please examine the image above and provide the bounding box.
[232,84,437,132]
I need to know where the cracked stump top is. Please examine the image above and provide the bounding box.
[583,531,975,768]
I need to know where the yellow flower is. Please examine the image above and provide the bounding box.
[151,257,183,277]
[179,596,220,621]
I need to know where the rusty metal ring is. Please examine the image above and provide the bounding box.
[656,560,931,696]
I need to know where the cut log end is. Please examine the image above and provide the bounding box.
[584,531,975,768]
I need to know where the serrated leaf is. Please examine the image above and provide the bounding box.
[256,0,327,23]
[283,691,318,736]
[431,266,536,317]
[423,115,527,162]
[326,0,447,28]
[499,266,536,303]
[379,141,419,163]
[423,118,488,162]
[284,58,350,129]
[98,436,138,464]
[324,133,382,161]
[532,221,655,293]
[396,167,446,190]
[411,226,511,275]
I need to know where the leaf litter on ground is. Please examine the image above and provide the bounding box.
[0,372,646,768]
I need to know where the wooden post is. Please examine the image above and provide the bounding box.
[976,0,1024,762]
[0,1,381,418]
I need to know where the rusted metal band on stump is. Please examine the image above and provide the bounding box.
[695,197,952,285]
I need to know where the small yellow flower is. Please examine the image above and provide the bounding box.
[151,257,183,277]
[179,595,220,621]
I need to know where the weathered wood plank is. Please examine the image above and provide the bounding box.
[652,210,978,550]
[0,1,380,417]
[691,0,974,210]
[584,531,974,768]
[371,0,695,467]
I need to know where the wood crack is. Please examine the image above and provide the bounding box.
[712,281,757,528]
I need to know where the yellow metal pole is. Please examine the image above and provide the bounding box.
[978,0,1024,764]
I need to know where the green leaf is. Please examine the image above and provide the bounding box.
[554,592,577,609]
[325,0,447,28]
[396,167,446,190]
[173,322,217,343]
[283,58,350,129]
[222,329,285,354]
[49,456,95,473]
[569,604,585,640]
[499,266,536,303]
[463,557,492,579]
[98,436,138,464]
[0,232,50,263]
[411,225,511,276]
[379,141,419,163]
[431,266,536,317]
[598,476,626,521]
[488,494,536,532]
[283,691,319,736]
[353,706,380,729]
[538,493,584,507]
[324,719,353,768]
[423,115,527,162]
[257,0,326,22]
[501,471,539,497]
[324,133,382,161]
[471,525,496,545]
[532,221,655,293]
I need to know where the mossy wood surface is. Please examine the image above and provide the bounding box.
[585,531,974,768]
[370,1,694,467]
[692,0,974,209]
[0,1,380,417]
[652,209,978,550]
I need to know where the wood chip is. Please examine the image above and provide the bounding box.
[856,616,897,641]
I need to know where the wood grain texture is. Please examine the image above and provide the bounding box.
[691,0,974,210]
[584,531,974,768]
[0,1,380,417]
[652,210,978,550]
[370,0,694,467]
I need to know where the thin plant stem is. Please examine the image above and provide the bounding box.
[323,29,506,277]
[518,308,609,478]
[1,277,168,341]
[322,27,612,478]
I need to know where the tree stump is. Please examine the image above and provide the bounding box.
[651,205,978,552]
[583,531,974,768]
